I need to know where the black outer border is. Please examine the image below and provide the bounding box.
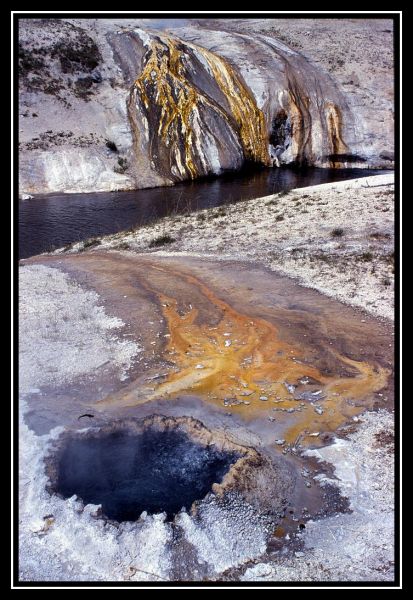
[12,10,401,589]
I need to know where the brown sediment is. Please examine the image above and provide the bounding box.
[283,63,313,165]
[66,253,389,445]
[325,102,349,167]
[99,262,388,444]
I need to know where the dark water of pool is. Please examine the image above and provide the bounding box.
[55,428,238,521]
[18,167,390,259]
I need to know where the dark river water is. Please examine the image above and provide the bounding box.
[18,167,388,259]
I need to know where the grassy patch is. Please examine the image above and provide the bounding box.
[359,251,374,262]
[149,234,176,248]
[115,242,130,250]
[82,237,101,249]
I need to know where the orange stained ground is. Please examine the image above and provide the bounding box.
[98,264,389,445]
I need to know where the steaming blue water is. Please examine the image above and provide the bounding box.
[56,428,238,521]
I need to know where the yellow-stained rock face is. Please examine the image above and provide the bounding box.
[130,32,269,181]
[127,27,366,181]
[195,46,270,165]
[18,20,394,195]
[325,102,349,165]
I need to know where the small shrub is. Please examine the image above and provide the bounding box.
[114,157,128,174]
[211,206,227,219]
[331,228,344,237]
[74,76,94,99]
[83,237,101,249]
[369,232,391,240]
[115,242,130,250]
[106,140,118,152]
[275,214,284,222]
[149,234,176,248]
[360,251,373,262]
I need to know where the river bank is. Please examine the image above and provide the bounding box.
[58,173,395,320]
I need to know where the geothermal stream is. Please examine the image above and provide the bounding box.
[19,250,393,581]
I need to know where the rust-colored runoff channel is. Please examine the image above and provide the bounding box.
[25,251,393,448]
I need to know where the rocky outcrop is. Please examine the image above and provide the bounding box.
[124,26,362,179]
[18,18,394,195]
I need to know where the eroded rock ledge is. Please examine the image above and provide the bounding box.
[123,26,359,184]
[18,18,394,195]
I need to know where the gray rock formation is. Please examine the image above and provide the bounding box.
[18,18,394,195]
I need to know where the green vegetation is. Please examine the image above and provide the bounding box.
[149,234,176,248]
[82,237,101,249]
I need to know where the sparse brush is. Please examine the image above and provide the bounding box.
[149,234,176,248]
[360,251,374,262]
[115,242,130,250]
[106,140,118,152]
[82,237,101,249]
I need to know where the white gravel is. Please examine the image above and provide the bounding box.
[177,495,269,576]
[19,264,142,394]
[241,409,395,582]
[65,174,395,320]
